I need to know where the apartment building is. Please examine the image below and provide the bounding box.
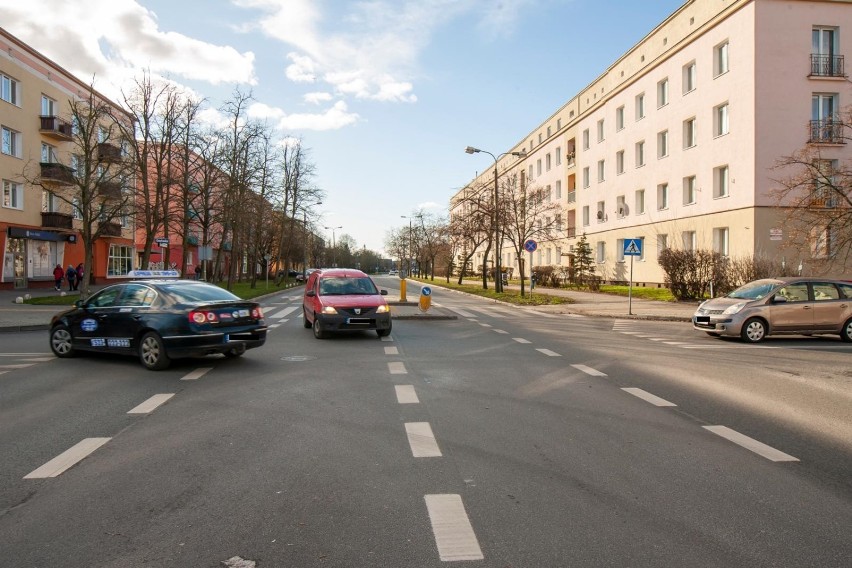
[452,0,852,285]
[0,27,135,290]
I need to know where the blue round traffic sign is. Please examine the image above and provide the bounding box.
[421,286,432,296]
[524,239,538,252]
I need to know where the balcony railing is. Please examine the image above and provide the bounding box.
[97,142,123,162]
[100,222,123,237]
[39,116,73,140]
[809,197,838,208]
[98,182,123,200]
[810,54,845,77]
[41,211,73,229]
[809,120,845,144]
[40,162,75,185]
[566,191,576,204]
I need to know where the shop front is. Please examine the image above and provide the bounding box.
[1,226,76,290]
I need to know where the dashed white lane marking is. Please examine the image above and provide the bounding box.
[273,306,299,319]
[620,332,644,335]
[703,426,799,462]
[536,348,561,357]
[24,437,112,479]
[128,393,175,414]
[622,388,677,407]
[448,308,476,318]
[395,385,419,404]
[648,338,668,342]
[493,329,508,334]
[268,323,281,329]
[0,364,35,369]
[513,338,531,344]
[385,346,399,355]
[21,357,54,362]
[424,494,484,561]
[663,341,689,345]
[0,371,7,376]
[405,422,442,457]
[381,335,394,342]
[181,367,213,381]
[0,353,52,356]
[571,364,607,377]
[479,323,492,328]
[388,362,408,375]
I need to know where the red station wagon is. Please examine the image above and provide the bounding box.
[302,268,392,339]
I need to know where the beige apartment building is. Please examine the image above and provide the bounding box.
[0,27,134,290]
[453,0,852,285]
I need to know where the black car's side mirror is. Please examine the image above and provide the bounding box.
[306,290,316,297]
[75,299,84,308]
[380,289,388,296]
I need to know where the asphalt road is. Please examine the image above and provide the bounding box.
[1,278,850,567]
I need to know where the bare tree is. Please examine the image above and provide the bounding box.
[448,184,492,285]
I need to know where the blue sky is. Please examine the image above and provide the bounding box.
[2,0,685,256]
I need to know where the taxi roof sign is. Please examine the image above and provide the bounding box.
[127,270,181,278]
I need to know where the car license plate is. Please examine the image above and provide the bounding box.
[696,316,710,324]
[238,309,249,317]
[224,334,229,342]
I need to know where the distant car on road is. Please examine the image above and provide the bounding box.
[49,273,267,370]
[389,269,398,276]
[302,268,391,339]
[692,277,852,343]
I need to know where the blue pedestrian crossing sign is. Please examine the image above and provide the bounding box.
[623,239,642,256]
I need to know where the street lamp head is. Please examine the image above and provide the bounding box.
[464,146,480,154]
[511,150,527,157]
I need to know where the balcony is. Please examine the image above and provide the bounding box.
[809,196,837,209]
[98,142,123,163]
[809,120,845,144]
[41,211,73,229]
[810,54,845,78]
[566,151,576,167]
[39,116,73,141]
[40,162,75,185]
[100,222,123,237]
[98,182,123,200]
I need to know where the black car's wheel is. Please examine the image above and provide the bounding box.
[303,308,312,328]
[841,318,852,343]
[224,343,247,358]
[139,331,171,370]
[740,318,767,343]
[313,318,325,339]
[50,325,76,358]
[377,322,392,338]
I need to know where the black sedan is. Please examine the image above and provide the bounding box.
[49,277,267,370]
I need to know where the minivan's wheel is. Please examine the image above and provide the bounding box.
[741,318,767,343]
[841,318,852,343]
[303,308,312,328]
[313,318,325,339]
[377,322,392,338]
[50,325,76,358]
[139,331,171,370]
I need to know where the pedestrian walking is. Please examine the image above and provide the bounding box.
[52,264,64,291]
[75,263,84,289]
[194,264,202,280]
[66,264,77,291]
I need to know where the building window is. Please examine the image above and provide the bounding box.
[42,190,61,213]
[597,119,605,142]
[616,150,625,175]
[41,95,57,116]
[107,245,134,277]
[811,93,840,142]
[555,180,562,200]
[1,74,19,106]
[684,117,697,148]
[617,195,627,218]
[617,238,625,262]
[635,189,645,215]
[555,147,562,165]
[557,118,562,129]
[713,227,730,256]
[41,143,58,163]
[583,166,590,188]
[528,165,534,180]
[2,180,23,209]
[597,159,605,182]
[616,105,625,131]
[657,234,668,257]
[657,78,669,108]
[636,92,646,120]
[596,200,606,222]
[635,140,645,167]
[72,197,82,219]
[547,126,552,137]
[1,126,21,158]
[657,130,669,158]
[714,165,729,198]
[714,41,730,77]
[714,103,729,136]
[812,27,841,76]
[811,226,834,258]
[683,61,696,94]
[582,129,590,150]
[537,159,542,176]
[657,183,669,210]
[546,154,552,171]
[683,175,697,205]
[596,241,606,263]
[682,231,697,251]
[582,205,590,226]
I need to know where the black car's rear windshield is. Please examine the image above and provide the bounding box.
[160,282,241,303]
[319,277,378,295]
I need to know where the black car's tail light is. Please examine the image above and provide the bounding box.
[189,310,219,324]
[252,307,263,319]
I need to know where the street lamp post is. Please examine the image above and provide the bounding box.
[465,146,526,293]
[324,225,342,267]
[303,201,322,279]
[400,215,413,277]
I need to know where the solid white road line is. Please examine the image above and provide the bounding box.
[24,438,112,479]
[20,357,55,362]
[388,362,407,375]
[424,494,484,561]
[703,426,799,462]
[268,323,281,329]
[395,385,419,404]
[128,393,175,414]
[493,329,508,334]
[273,306,300,319]
[181,367,213,381]
[663,341,690,345]
[536,348,561,357]
[620,332,644,335]
[571,364,608,377]
[385,346,399,355]
[380,336,394,342]
[405,422,442,457]
[622,388,677,407]
[512,338,531,344]
[0,353,52,356]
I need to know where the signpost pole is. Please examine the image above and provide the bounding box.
[629,255,634,316]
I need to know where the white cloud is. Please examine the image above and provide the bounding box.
[285,53,317,83]
[304,92,334,105]
[248,101,359,132]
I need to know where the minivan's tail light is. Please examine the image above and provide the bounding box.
[252,307,264,319]
[189,310,219,324]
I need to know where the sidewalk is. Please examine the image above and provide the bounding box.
[0,280,698,333]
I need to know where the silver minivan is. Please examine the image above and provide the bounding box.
[692,277,852,343]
